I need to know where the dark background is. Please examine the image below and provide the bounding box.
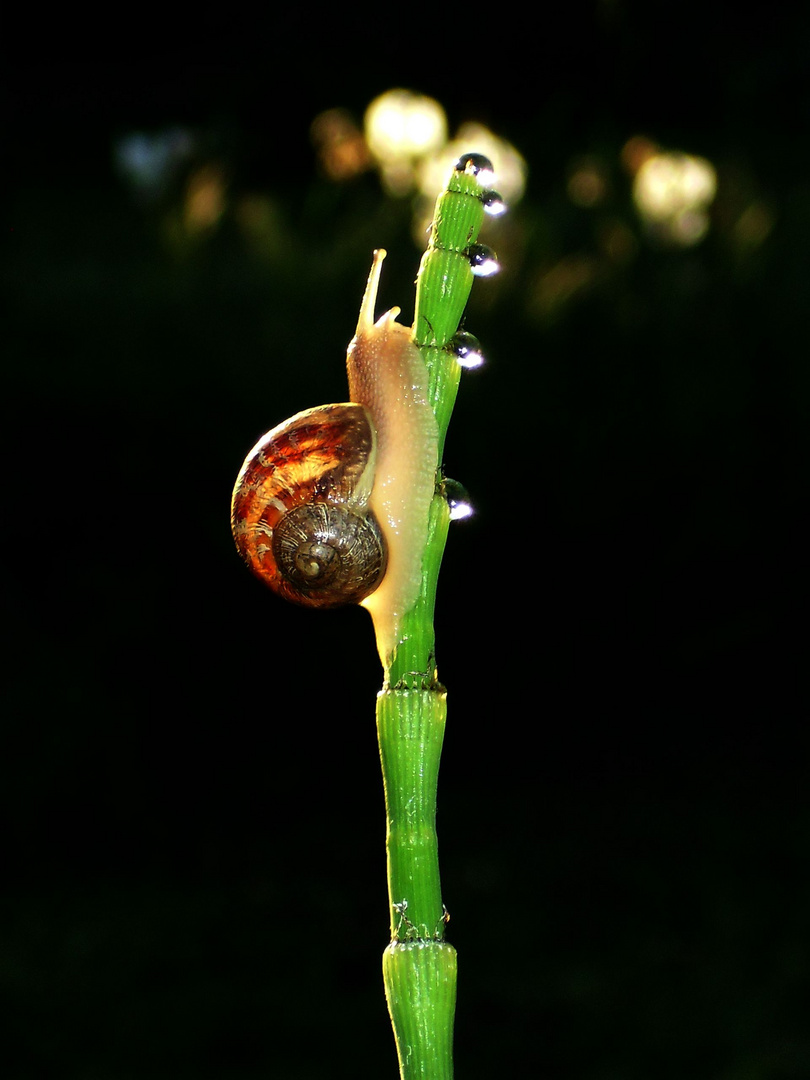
[3,5,809,1077]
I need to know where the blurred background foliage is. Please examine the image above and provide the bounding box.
[2,4,809,1077]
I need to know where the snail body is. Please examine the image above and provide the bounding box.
[231,249,439,663]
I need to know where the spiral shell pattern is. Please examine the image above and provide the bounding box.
[231,403,386,607]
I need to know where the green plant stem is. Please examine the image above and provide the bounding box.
[388,166,487,690]
[379,688,455,1079]
[378,160,496,1078]
[378,689,447,938]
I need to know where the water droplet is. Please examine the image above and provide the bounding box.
[481,189,507,216]
[443,479,475,521]
[454,152,493,175]
[466,244,500,277]
[453,152,496,188]
[448,331,485,369]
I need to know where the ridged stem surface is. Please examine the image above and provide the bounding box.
[378,159,497,1078]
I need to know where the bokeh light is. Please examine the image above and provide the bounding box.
[113,126,195,204]
[630,145,717,246]
[567,155,609,208]
[364,89,447,195]
[184,163,227,234]
[310,108,372,181]
[733,200,775,252]
[530,254,598,321]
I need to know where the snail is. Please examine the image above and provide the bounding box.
[231,248,439,664]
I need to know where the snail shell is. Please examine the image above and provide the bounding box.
[231,249,438,664]
[230,403,386,608]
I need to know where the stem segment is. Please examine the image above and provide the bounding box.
[379,689,455,1078]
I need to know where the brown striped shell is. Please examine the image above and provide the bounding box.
[230,403,387,608]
